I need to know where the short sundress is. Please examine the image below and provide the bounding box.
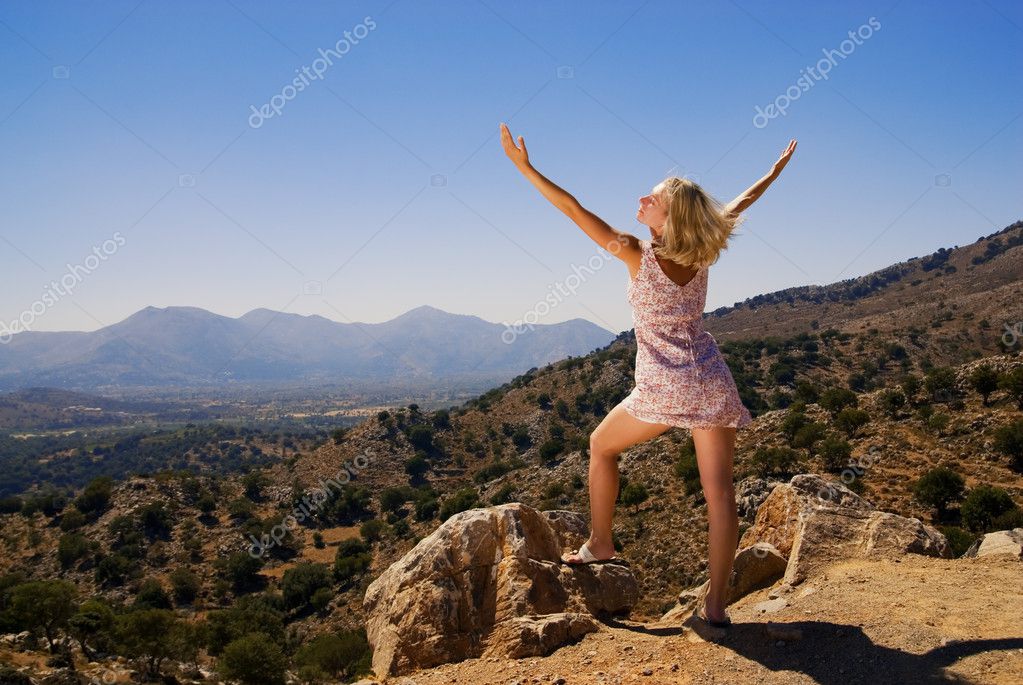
[621,238,753,430]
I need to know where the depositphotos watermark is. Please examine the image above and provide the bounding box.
[0,231,126,344]
[1002,321,1022,348]
[248,16,378,129]
[753,16,881,129]
[501,236,627,344]
[247,451,372,558]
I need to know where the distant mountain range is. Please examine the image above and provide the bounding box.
[2,219,1020,396]
[0,304,617,392]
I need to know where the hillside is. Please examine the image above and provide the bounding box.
[0,221,1021,683]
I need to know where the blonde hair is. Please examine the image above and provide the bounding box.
[650,176,746,268]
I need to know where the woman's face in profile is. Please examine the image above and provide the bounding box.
[637,183,668,236]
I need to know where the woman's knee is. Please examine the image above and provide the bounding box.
[701,481,736,506]
[588,433,619,463]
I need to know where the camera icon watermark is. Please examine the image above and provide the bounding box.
[52,65,70,79]
[302,280,323,295]
[430,173,447,187]
[557,66,574,79]
[934,173,951,187]
[178,173,196,188]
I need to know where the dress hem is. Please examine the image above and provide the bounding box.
[623,401,753,430]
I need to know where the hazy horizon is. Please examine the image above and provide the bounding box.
[2,0,1021,338]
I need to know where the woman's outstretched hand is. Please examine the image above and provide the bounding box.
[772,139,797,175]
[500,122,530,169]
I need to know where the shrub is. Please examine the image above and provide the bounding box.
[673,443,702,496]
[74,476,114,517]
[937,525,979,558]
[878,389,906,417]
[818,435,852,472]
[969,364,1000,405]
[960,485,1018,533]
[169,568,201,604]
[58,533,91,569]
[792,421,827,453]
[218,632,287,685]
[334,539,372,588]
[203,596,285,656]
[281,563,332,611]
[834,408,870,437]
[750,447,803,478]
[294,630,373,682]
[219,552,264,593]
[133,579,172,610]
[819,387,858,416]
[489,484,516,505]
[913,467,966,521]
[439,488,479,521]
[10,579,77,652]
[925,367,958,403]
[992,419,1023,471]
[360,519,387,544]
[620,483,648,511]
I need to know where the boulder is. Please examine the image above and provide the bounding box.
[363,503,638,678]
[740,474,950,585]
[964,528,1023,559]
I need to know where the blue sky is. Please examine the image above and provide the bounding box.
[1,0,1021,338]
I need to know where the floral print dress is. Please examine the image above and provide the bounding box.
[622,238,753,430]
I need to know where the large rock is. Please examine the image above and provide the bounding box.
[740,474,950,585]
[964,528,1023,559]
[363,503,638,678]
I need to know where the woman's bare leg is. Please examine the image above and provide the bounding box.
[691,425,738,622]
[562,401,673,563]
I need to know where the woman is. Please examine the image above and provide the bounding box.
[499,123,796,628]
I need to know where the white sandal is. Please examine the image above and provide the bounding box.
[560,541,630,567]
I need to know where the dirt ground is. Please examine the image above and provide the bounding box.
[384,553,1023,685]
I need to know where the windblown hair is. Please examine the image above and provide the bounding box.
[650,177,746,268]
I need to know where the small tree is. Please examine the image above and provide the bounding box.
[819,387,858,416]
[620,482,649,512]
[835,407,871,438]
[169,568,201,605]
[751,446,803,478]
[281,562,332,611]
[899,373,922,405]
[68,599,115,660]
[115,608,183,677]
[11,580,77,652]
[924,366,958,403]
[439,488,479,520]
[912,467,966,521]
[219,632,287,685]
[998,367,1023,410]
[878,388,906,418]
[74,476,114,517]
[969,364,1000,406]
[294,629,372,682]
[818,434,852,472]
[992,419,1023,471]
[134,579,172,610]
[960,485,1018,533]
[792,421,828,454]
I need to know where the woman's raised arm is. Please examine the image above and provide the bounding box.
[724,138,797,218]
[499,123,635,258]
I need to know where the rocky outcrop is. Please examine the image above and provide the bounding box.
[739,474,950,585]
[964,528,1023,559]
[362,503,638,679]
